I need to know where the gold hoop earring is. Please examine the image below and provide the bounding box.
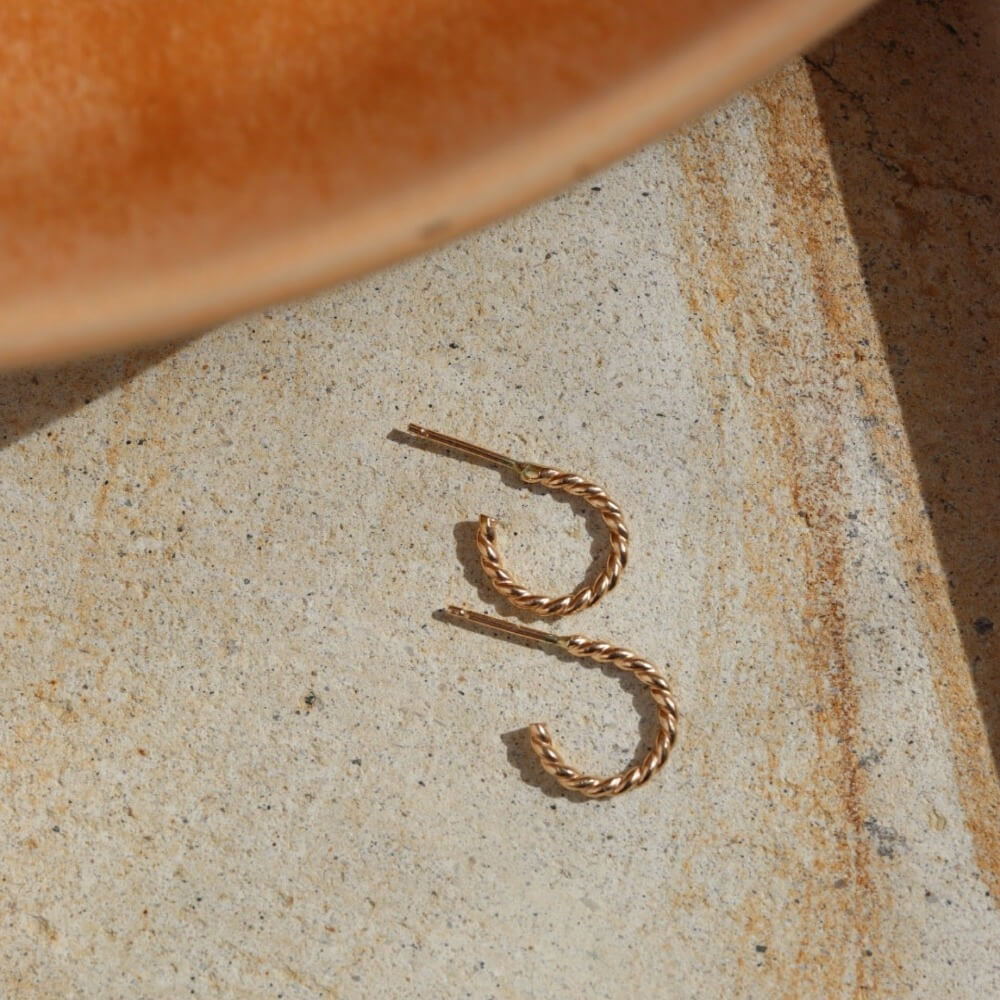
[407,424,628,616]
[444,607,677,798]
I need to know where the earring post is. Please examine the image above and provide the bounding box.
[442,606,563,646]
[407,424,521,471]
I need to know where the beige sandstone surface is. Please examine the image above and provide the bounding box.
[2,2,998,995]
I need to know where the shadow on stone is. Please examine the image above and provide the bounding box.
[498,649,663,802]
[0,340,188,451]
[808,0,999,769]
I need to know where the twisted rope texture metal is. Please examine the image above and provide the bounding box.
[528,635,677,798]
[476,465,628,617]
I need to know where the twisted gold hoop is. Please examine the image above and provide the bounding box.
[407,424,628,617]
[443,607,677,799]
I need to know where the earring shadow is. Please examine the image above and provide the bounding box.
[501,657,664,803]
[453,520,541,624]
[391,426,617,621]
[449,486,616,626]
[436,608,663,802]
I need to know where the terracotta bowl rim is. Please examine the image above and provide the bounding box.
[0,0,871,368]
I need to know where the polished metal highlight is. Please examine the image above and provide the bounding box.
[443,606,677,798]
[407,424,628,616]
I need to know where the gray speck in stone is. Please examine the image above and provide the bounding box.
[973,617,993,635]
[864,817,906,858]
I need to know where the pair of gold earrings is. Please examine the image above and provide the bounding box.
[405,423,677,799]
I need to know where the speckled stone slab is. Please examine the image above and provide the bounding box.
[2,3,998,995]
